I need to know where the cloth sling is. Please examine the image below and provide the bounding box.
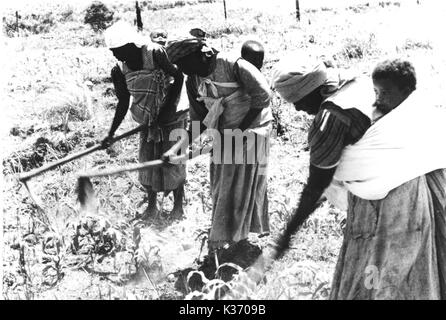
[197,77,270,165]
[197,78,242,129]
[333,90,446,200]
[121,45,170,142]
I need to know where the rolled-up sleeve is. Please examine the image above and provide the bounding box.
[236,58,271,109]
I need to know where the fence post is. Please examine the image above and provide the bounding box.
[136,1,143,31]
[15,11,19,34]
[223,0,227,20]
[296,0,300,21]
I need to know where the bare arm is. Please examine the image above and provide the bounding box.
[107,65,131,139]
[273,165,336,259]
[273,107,354,259]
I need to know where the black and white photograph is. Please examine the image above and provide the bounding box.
[2,0,446,303]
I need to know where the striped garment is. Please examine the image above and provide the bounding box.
[139,117,187,192]
[308,102,371,169]
[112,44,187,191]
[120,44,171,130]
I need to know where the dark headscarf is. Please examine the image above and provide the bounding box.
[166,38,215,64]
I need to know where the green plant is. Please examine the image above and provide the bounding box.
[41,233,66,286]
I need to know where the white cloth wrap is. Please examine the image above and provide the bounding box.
[327,91,446,209]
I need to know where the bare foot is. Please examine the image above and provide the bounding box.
[140,205,159,220]
[171,185,184,220]
[169,207,184,220]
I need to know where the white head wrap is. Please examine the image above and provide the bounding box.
[271,52,340,104]
[104,21,143,49]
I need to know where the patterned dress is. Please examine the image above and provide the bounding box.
[113,44,186,192]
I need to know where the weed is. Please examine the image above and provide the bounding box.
[41,233,66,286]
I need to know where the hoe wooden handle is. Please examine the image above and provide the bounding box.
[77,147,209,179]
[18,124,145,182]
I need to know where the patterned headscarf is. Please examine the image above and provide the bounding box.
[166,38,215,63]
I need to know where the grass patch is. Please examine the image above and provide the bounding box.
[335,33,380,62]
[41,82,94,124]
[403,38,432,51]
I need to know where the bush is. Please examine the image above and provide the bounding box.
[84,1,114,32]
[3,12,55,37]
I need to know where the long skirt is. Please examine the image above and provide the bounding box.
[330,169,446,300]
[208,122,271,250]
[138,119,187,192]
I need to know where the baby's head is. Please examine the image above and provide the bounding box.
[150,28,168,46]
[372,59,417,117]
[241,40,265,70]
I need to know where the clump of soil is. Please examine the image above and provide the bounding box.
[201,240,263,281]
[174,239,263,295]
[5,137,55,173]
[3,132,82,174]
[9,123,71,139]
[10,125,38,138]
